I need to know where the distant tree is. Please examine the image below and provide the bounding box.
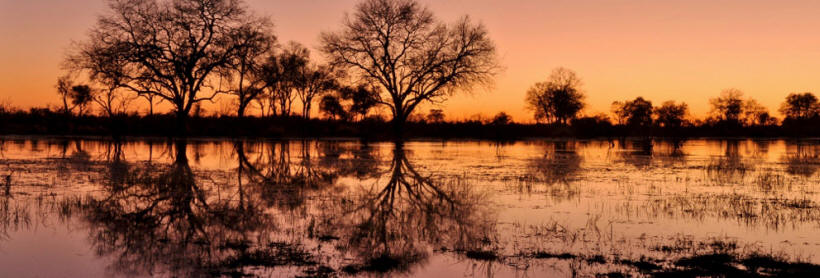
[491,112,512,125]
[654,101,688,128]
[296,63,338,119]
[138,94,158,116]
[426,109,445,123]
[780,92,820,120]
[612,97,653,127]
[525,67,585,125]
[709,88,744,123]
[259,42,309,117]
[68,0,270,130]
[55,75,74,115]
[319,95,347,120]
[339,84,380,121]
[321,0,498,135]
[70,85,94,116]
[742,99,770,126]
[93,87,135,117]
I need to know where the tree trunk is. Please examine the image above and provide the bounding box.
[175,111,188,137]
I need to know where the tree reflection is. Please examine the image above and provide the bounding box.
[72,140,310,277]
[783,141,820,177]
[316,144,494,274]
[528,141,583,188]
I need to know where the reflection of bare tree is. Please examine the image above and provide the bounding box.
[782,142,820,178]
[318,144,494,274]
[71,141,311,277]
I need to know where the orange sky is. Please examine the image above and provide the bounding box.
[3,0,820,122]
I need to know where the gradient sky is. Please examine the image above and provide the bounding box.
[3,0,820,122]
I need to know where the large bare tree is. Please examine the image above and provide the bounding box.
[320,0,498,134]
[68,0,269,130]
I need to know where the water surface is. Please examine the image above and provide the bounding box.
[1,137,819,277]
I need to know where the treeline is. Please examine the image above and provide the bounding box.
[7,0,820,139]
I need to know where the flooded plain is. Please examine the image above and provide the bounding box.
[1,137,820,277]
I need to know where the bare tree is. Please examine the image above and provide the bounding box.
[296,63,338,119]
[220,21,275,118]
[55,75,75,115]
[321,0,498,135]
[68,0,269,130]
[525,67,585,125]
[259,42,309,117]
[94,87,136,117]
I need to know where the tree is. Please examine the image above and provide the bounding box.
[710,88,744,123]
[259,42,309,117]
[94,87,135,117]
[296,63,338,119]
[780,92,819,121]
[339,84,380,121]
[491,112,512,125]
[70,85,94,116]
[426,109,445,123]
[654,101,688,128]
[611,97,653,128]
[319,95,347,120]
[525,67,585,125]
[321,0,498,135]
[55,75,75,115]
[742,98,770,126]
[68,0,269,131]
[220,21,275,118]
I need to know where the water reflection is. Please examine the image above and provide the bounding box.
[41,141,492,276]
[317,145,494,274]
[1,138,820,277]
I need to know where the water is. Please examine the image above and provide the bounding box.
[1,137,819,277]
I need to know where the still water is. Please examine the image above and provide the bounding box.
[0,137,819,277]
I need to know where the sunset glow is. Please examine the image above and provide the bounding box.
[3,0,820,121]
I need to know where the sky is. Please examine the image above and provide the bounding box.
[2,0,820,122]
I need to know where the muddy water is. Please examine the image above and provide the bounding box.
[0,137,818,277]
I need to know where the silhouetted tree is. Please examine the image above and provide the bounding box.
[710,88,745,124]
[296,63,338,119]
[654,101,688,128]
[70,85,94,116]
[259,42,309,117]
[742,99,771,126]
[426,109,445,123]
[55,75,74,115]
[780,92,819,121]
[319,95,347,120]
[525,67,585,125]
[68,0,270,131]
[491,112,512,125]
[138,94,157,116]
[93,87,135,118]
[321,0,498,135]
[612,97,653,128]
[220,21,275,118]
[339,84,380,121]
